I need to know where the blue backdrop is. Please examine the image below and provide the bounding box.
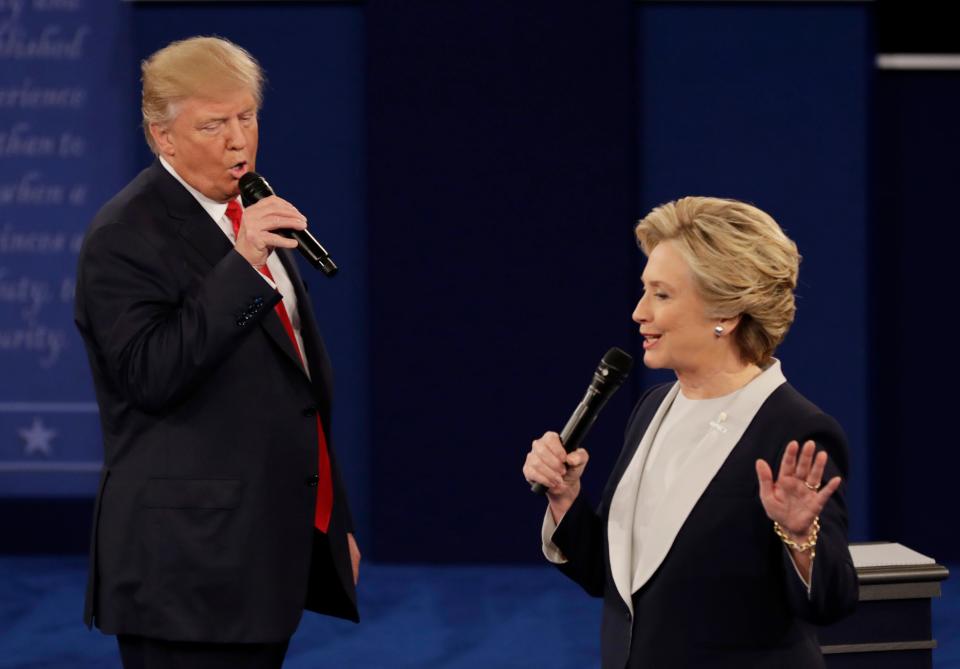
[366,1,639,563]
[634,2,871,542]
[0,1,954,564]
[872,68,960,561]
[0,2,134,495]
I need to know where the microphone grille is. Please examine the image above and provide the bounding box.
[238,171,274,207]
[601,347,633,378]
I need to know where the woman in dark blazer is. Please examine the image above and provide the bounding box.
[523,197,858,668]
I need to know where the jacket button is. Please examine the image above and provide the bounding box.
[305,474,319,487]
[301,406,317,417]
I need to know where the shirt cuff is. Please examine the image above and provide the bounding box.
[541,508,568,564]
[784,546,814,597]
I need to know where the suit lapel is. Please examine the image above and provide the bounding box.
[276,249,334,406]
[604,361,788,615]
[629,363,786,593]
[154,162,234,269]
[602,385,673,503]
[606,384,679,615]
[257,291,306,375]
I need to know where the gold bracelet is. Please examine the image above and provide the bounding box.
[773,517,820,557]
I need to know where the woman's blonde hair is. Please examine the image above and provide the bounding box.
[635,197,800,366]
[141,36,264,153]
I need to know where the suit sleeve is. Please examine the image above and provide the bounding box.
[76,222,281,413]
[550,494,606,597]
[778,412,859,624]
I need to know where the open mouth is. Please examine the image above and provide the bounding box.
[228,161,248,179]
[641,332,662,349]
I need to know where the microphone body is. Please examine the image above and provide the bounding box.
[531,347,633,495]
[238,171,338,276]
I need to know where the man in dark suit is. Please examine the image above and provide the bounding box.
[74,36,360,668]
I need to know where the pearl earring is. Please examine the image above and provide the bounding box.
[714,325,724,337]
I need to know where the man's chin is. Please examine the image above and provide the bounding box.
[221,183,242,202]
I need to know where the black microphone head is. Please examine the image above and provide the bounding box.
[592,347,633,393]
[238,171,275,207]
[601,347,633,378]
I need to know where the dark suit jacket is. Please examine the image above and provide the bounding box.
[552,382,858,668]
[74,160,358,643]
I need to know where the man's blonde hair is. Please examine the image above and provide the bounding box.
[635,197,801,366]
[141,36,264,153]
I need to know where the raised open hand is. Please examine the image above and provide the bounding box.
[755,440,842,540]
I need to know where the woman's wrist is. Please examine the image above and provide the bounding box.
[773,517,820,555]
[546,483,580,523]
[782,526,808,543]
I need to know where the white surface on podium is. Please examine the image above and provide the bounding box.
[850,542,936,568]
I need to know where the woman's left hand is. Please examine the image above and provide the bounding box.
[755,440,842,540]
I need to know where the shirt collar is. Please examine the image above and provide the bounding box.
[159,156,239,224]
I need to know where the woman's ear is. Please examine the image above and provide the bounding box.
[714,314,743,337]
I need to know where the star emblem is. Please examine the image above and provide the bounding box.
[19,418,57,457]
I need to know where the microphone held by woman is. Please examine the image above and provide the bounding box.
[530,347,633,494]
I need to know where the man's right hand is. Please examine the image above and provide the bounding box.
[234,195,307,268]
[523,431,589,523]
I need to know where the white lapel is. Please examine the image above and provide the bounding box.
[606,361,787,616]
[606,383,680,616]
[628,361,787,596]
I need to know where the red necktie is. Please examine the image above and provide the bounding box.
[226,200,333,532]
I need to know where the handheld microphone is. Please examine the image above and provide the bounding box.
[530,347,634,494]
[238,171,338,277]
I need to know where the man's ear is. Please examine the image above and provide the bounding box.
[149,122,175,158]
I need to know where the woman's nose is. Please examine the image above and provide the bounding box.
[632,294,648,325]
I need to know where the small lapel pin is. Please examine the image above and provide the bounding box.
[709,412,728,433]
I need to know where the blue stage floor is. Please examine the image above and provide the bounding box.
[0,557,956,668]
